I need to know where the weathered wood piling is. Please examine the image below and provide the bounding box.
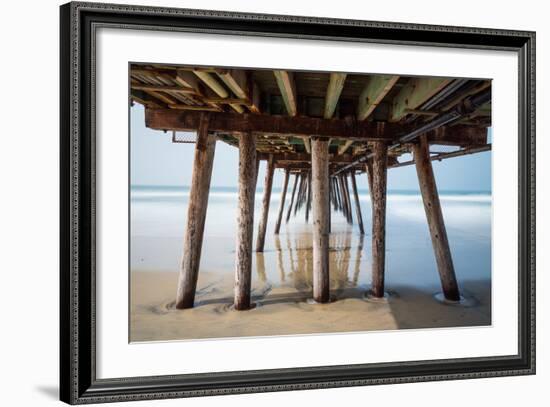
[413,135,460,301]
[274,168,290,234]
[175,114,216,309]
[133,64,491,311]
[256,154,275,252]
[370,142,388,298]
[234,132,257,310]
[285,173,299,223]
[350,171,365,234]
[311,138,330,303]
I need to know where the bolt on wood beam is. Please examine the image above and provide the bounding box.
[390,77,453,122]
[357,75,399,121]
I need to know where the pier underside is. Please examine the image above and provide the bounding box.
[131,64,491,309]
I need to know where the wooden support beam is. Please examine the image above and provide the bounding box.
[427,125,488,147]
[145,108,405,141]
[168,105,221,112]
[193,70,244,113]
[331,178,338,211]
[324,73,347,119]
[329,177,337,210]
[216,69,261,114]
[365,160,374,205]
[345,174,354,224]
[339,175,348,220]
[337,177,344,212]
[391,77,453,122]
[285,173,299,223]
[294,173,305,215]
[130,90,163,108]
[337,176,348,221]
[337,140,354,155]
[357,75,399,121]
[333,178,341,211]
[234,132,257,310]
[305,172,312,222]
[273,70,297,116]
[174,70,202,90]
[350,172,365,234]
[301,137,311,154]
[217,69,248,99]
[141,89,178,106]
[311,138,331,303]
[256,155,275,252]
[175,70,225,112]
[412,135,460,301]
[342,175,353,224]
[274,169,290,234]
[328,182,332,234]
[131,84,196,93]
[371,142,388,298]
[175,114,216,309]
[259,152,357,164]
[193,70,228,97]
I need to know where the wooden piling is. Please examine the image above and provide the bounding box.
[412,135,460,301]
[329,177,336,210]
[256,155,275,252]
[371,142,388,298]
[334,177,342,211]
[345,174,354,224]
[294,172,305,215]
[365,160,374,208]
[311,138,330,303]
[305,171,312,222]
[350,172,365,234]
[285,172,299,223]
[234,132,257,310]
[274,169,290,234]
[337,176,348,219]
[340,174,353,224]
[175,114,216,309]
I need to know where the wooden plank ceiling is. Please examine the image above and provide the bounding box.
[130,64,491,172]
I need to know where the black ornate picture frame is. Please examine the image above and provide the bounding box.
[60,2,535,404]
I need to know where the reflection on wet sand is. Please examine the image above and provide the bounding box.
[264,228,366,301]
[130,222,491,341]
[130,189,492,341]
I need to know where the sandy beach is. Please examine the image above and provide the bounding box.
[130,188,491,342]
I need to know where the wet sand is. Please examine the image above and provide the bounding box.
[130,188,491,342]
[130,270,490,342]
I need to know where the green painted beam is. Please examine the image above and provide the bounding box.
[273,70,297,117]
[324,73,347,119]
[390,77,452,122]
[357,75,399,121]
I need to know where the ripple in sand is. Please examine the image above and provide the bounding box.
[433,292,479,307]
[363,290,398,303]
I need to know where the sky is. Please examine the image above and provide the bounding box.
[130,104,491,192]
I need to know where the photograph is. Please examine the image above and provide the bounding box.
[129,64,493,342]
[57,2,536,404]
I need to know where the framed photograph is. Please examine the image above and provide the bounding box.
[60,1,535,404]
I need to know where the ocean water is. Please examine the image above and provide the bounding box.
[130,185,491,293]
